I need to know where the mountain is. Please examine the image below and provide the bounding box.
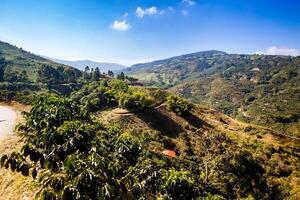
[0,41,81,83]
[48,58,126,72]
[125,51,300,137]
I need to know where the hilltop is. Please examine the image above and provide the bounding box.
[125,51,300,137]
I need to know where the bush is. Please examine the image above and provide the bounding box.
[118,90,153,111]
[166,95,194,115]
[161,168,199,199]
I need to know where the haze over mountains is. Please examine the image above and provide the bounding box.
[47,57,127,72]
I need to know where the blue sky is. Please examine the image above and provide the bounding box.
[0,0,300,65]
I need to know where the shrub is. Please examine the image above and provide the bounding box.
[161,168,199,199]
[118,90,153,111]
[166,95,194,115]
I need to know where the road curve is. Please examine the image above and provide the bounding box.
[0,106,17,140]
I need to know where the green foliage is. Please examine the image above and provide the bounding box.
[107,70,114,77]
[125,51,300,136]
[92,67,101,81]
[0,41,81,84]
[118,89,153,111]
[1,95,297,199]
[161,168,199,200]
[167,95,194,115]
[117,72,125,81]
[71,79,153,112]
[83,66,91,82]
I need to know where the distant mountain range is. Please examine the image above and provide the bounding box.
[47,58,127,72]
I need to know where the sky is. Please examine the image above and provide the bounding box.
[0,0,300,66]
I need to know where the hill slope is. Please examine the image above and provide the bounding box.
[1,81,300,199]
[125,51,300,137]
[0,41,81,83]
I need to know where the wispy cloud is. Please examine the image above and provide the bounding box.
[182,0,196,6]
[136,6,173,18]
[136,7,159,18]
[110,20,131,31]
[122,12,128,19]
[255,46,300,56]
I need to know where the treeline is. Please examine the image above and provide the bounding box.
[37,65,81,84]
[71,79,153,112]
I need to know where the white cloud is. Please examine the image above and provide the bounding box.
[182,0,196,6]
[136,6,174,18]
[136,6,158,18]
[255,46,300,56]
[110,20,131,31]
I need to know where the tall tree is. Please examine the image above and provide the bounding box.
[108,70,114,77]
[92,67,101,81]
[83,66,91,81]
[0,66,4,82]
[117,72,125,81]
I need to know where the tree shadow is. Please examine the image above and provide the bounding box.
[182,113,212,129]
[136,108,183,138]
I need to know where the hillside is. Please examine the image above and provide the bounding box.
[1,80,299,199]
[0,41,81,83]
[125,51,300,137]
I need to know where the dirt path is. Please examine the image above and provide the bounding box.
[0,106,17,140]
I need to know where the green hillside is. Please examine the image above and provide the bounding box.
[0,41,81,83]
[125,51,300,137]
[1,80,300,199]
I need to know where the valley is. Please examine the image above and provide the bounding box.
[0,41,299,199]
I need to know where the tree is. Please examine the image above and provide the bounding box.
[125,76,138,83]
[83,66,91,81]
[63,68,76,83]
[117,72,125,81]
[0,66,4,82]
[18,70,28,82]
[92,67,101,81]
[108,70,114,77]
[37,65,62,84]
[3,69,18,82]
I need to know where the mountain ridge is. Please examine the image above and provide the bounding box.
[125,50,300,137]
[48,57,127,72]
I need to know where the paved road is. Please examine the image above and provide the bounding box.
[0,106,17,140]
